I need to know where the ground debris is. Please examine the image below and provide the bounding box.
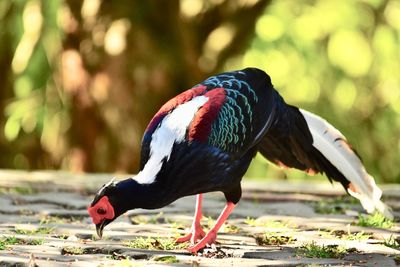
[0,172,399,266]
[197,244,234,258]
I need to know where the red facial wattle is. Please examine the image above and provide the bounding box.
[87,196,115,224]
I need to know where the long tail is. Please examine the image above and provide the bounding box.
[258,101,393,219]
[299,110,392,219]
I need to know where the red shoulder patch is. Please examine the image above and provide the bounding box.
[145,85,207,134]
[188,88,226,143]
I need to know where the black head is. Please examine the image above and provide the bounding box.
[87,179,128,238]
[88,178,158,238]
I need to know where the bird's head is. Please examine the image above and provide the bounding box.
[87,179,125,238]
[88,178,158,238]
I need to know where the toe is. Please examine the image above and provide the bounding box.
[175,233,192,243]
[187,243,203,254]
[191,229,205,243]
[187,230,217,253]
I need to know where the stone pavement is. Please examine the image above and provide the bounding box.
[0,170,399,267]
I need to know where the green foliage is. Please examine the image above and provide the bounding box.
[239,0,400,183]
[0,0,399,183]
[383,235,400,249]
[223,224,241,234]
[105,251,128,261]
[255,232,296,246]
[319,227,371,241]
[15,226,55,235]
[336,231,371,241]
[130,212,165,225]
[204,216,215,231]
[244,217,257,226]
[153,255,179,263]
[356,213,394,229]
[14,220,56,235]
[25,238,44,245]
[54,234,69,240]
[245,217,292,229]
[40,215,80,224]
[61,246,85,255]
[296,241,352,259]
[0,236,44,250]
[0,186,37,195]
[125,237,186,250]
[2,1,64,142]
[394,255,400,265]
[0,236,19,250]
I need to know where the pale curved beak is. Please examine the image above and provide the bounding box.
[96,221,106,238]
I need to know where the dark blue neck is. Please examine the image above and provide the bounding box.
[114,179,163,212]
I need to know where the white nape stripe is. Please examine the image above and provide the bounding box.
[97,178,116,196]
[135,96,209,184]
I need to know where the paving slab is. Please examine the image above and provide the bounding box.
[0,170,399,266]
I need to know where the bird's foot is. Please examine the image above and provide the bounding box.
[187,230,217,253]
[175,224,206,244]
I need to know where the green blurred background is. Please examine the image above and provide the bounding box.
[0,0,399,183]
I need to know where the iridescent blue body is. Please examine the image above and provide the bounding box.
[137,68,278,207]
[89,67,356,235]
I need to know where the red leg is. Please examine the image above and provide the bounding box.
[187,202,235,253]
[176,194,206,243]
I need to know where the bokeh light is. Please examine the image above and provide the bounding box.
[0,0,399,183]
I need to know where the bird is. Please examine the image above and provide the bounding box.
[87,68,392,253]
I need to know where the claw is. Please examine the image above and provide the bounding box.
[175,233,191,243]
[175,196,235,254]
[187,230,217,253]
[176,224,206,244]
[187,202,235,254]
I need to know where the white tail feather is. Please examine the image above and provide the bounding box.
[299,109,393,219]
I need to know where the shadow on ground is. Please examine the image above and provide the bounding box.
[0,170,399,267]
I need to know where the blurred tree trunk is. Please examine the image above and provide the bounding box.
[60,0,270,173]
[2,0,400,182]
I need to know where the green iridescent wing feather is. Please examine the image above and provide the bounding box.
[201,72,259,153]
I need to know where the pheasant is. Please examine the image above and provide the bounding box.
[88,68,392,253]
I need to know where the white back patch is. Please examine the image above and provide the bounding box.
[135,95,209,184]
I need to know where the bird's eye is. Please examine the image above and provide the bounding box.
[97,208,106,215]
